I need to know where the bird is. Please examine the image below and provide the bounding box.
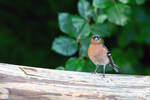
[88,34,120,77]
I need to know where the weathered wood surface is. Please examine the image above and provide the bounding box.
[0,63,150,100]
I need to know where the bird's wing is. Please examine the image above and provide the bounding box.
[102,44,120,72]
[101,44,109,53]
[100,44,113,63]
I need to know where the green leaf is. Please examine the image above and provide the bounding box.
[119,0,146,5]
[111,47,143,71]
[137,25,150,45]
[135,0,146,5]
[90,23,110,37]
[97,14,107,23]
[65,57,85,71]
[79,38,90,57]
[119,0,129,4]
[77,0,93,19]
[134,8,149,23]
[56,66,65,70]
[134,8,150,45]
[93,0,113,9]
[65,58,96,72]
[77,23,90,40]
[58,13,90,38]
[82,59,96,72]
[118,24,136,48]
[59,13,76,37]
[106,3,131,26]
[52,36,78,56]
[59,13,83,37]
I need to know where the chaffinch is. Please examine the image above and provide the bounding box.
[88,34,120,77]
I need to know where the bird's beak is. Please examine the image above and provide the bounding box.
[94,37,99,41]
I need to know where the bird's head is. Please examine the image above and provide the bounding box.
[91,34,102,44]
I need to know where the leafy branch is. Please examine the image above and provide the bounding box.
[51,0,147,73]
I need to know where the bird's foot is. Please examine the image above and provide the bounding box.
[102,74,105,78]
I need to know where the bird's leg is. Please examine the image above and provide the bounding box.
[102,65,106,78]
[94,65,99,74]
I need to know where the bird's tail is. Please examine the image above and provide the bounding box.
[111,63,120,72]
[107,52,120,72]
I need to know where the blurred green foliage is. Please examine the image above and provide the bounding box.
[0,0,150,75]
[0,0,74,68]
[52,0,150,75]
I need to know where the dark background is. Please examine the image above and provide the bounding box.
[0,0,150,74]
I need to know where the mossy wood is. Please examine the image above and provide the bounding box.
[0,63,150,100]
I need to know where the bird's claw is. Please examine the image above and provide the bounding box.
[102,74,105,78]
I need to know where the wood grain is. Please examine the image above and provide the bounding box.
[0,63,150,100]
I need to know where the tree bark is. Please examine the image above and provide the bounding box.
[0,63,150,100]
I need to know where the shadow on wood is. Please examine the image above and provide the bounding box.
[0,63,150,100]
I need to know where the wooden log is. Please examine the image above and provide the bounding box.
[0,63,150,100]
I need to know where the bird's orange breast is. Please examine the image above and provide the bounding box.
[88,44,109,65]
